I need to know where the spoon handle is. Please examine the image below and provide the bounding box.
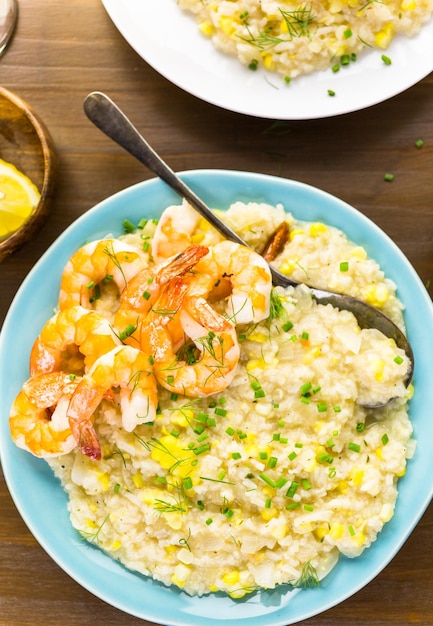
[84,92,249,246]
[83,91,413,386]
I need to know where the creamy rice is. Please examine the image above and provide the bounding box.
[48,201,414,597]
[177,0,433,80]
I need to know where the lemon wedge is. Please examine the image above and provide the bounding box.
[0,158,41,242]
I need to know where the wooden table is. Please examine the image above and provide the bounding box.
[1,2,432,625]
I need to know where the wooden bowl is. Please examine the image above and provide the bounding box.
[0,86,56,261]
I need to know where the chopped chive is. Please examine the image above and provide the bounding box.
[259,451,268,460]
[167,375,174,385]
[328,89,336,97]
[272,433,280,441]
[286,501,301,510]
[288,451,298,461]
[286,481,299,498]
[280,437,288,444]
[317,402,328,413]
[214,407,227,417]
[114,483,120,493]
[197,432,209,442]
[183,476,193,490]
[394,355,404,365]
[384,172,394,182]
[348,525,355,536]
[267,456,278,469]
[170,429,180,438]
[259,473,276,488]
[276,476,288,489]
[142,290,151,300]
[339,261,349,272]
[218,470,226,481]
[282,321,294,332]
[302,478,312,491]
[304,504,314,512]
[232,452,242,460]
[343,28,352,38]
[415,138,424,148]
[193,443,211,455]
[197,500,204,510]
[332,63,340,73]
[348,442,361,453]
[207,417,217,427]
[381,433,389,446]
[356,422,365,432]
[137,218,148,229]
[300,381,312,395]
[223,507,234,519]
[333,406,341,413]
[123,218,136,233]
[294,442,303,448]
[225,426,235,436]
[301,331,309,341]
[254,388,266,399]
[341,54,350,65]
[382,54,392,65]
[206,517,213,525]
[265,497,272,508]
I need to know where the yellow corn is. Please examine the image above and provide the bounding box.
[314,525,329,541]
[262,507,279,521]
[110,540,121,550]
[309,222,327,237]
[271,522,288,540]
[248,331,268,343]
[263,54,275,71]
[401,0,416,8]
[350,468,364,487]
[198,21,214,36]
[350,246,367,260]
[223,570,240,586]
[219,16,237,36]
[290,229,304,240]
[246,358,266,371]
[329,522,344,539]
[132,473,144,489]
[375,23,394,49]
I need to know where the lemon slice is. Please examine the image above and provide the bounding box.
[0,158,41,242]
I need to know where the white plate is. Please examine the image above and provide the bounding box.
[102,0,433,119]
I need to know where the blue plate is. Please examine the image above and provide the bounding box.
[1,170,432,626]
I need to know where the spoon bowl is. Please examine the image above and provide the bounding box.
[83,91,414,401]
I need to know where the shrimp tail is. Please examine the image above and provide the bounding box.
[67,378,104,461]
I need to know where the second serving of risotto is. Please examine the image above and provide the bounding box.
[9,200,413,597]
[177,0,433,81]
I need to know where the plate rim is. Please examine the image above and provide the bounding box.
[101,0,433,120]
[1,169,433,625]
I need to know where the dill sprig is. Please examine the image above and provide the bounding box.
[78,513,110,544]
[293,560,320,588]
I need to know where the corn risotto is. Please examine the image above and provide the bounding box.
[43,201,414,597]
[177,0,433,80]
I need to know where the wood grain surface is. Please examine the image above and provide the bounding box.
[1,2,432,625]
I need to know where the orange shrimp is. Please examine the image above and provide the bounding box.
[58,238,148,311]
[30,305,122,377]
[141,277,240,397]
[113,244,209,346]
[151,201,221,263]
[187,241,273,325]
[9,371,81,458]
[67,345,158,460]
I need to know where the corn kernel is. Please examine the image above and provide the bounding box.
[352,532,366,547]
[111,540,121,550]
[401,0,416,8]
[363,284,389,307]
[97,472,110,491]
[350,468,364,487]
[248,331,268,343]
[375,23,394,49]
[246,358,266,371]
[279,260,296,275]
[262,507,278,521]
[132,473,144,489]
[86,518,98,530]
[219,16,236,36]
[191,232,205,244]
[290,229,304,240]
[338,480,348,494]
[309,222,327,237]
[350,246,367,260]
[223,570,240,586]
[314,525,329,541]
[198,21,214,36]
[263,54,275,70]
[164,512,183,530]
[329,522,344,539]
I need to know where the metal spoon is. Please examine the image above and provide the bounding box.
[83,91,414,392]
[0,0,18,58]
